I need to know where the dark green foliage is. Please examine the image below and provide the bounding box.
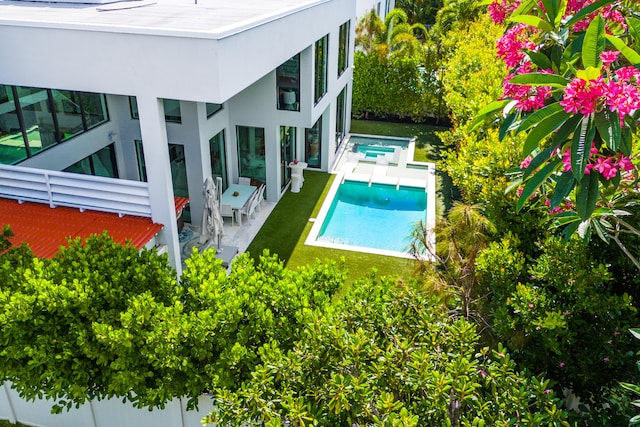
[476,237,638,424]
[0,236,344,412]
[352,51,445,122]
[0,233,178,412]
[208,278,570,427]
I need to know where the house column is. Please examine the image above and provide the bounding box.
[136,95,182,275]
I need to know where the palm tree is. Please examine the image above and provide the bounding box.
[434,0,484,34]
[409,202,495,323]
[356,8,428,59]
[355,8,385,54]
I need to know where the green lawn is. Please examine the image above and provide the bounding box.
[246,119,449,283]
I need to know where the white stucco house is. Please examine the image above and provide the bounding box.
[0,0,394,273]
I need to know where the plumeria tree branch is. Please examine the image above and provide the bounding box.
[473,0,640,267]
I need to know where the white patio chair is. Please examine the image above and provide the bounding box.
[221,203,236,226]
[238,176,251,186]
[255,184,266,211]
[240,192,258,222]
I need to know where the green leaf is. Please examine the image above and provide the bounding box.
[509,15,553,33]
[554,0,567,28]
[517,102,564,133]
[526,50,553,70]
[571,114,595,181]
[620,126,633,156]
[469,99,512,131]
[592,218,610,243]
[575,171,600,220]
[540,0,558,27]
[508,73,568,87]
[552,114,582,146]
[594,108,621,152]
[523,109,572,157]
[517,158,561,211]
[499,110,520,141]
[630,328,640,340]
[627,17,640,48]
[550,172,575,207]
[523,144,558,179]
[511,0,537,18]
[565,0,613,29]
[582,16,605,69]
[604,34,640,65]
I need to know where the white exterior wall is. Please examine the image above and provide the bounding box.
[0,382,215,427]
[0,0,356,272]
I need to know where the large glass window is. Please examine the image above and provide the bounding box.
[338,21,350,76]
[237,126,266,184]
[276,54,300,111]
[129,97,182,123]
[51,90,84,141]
[0,84,109,165]
[305,117,322,168]
[134,139,147,182]
[336,86,347,149]
[209,130,228,191]
[16,86,57,155]
[64,143,118,178]
[314,35,329,104]
[81,92,108,129]
[169,143,190,222]
[280,126,296,191]
[206,103,223,118]
[163,99,182,123]
[0,85,28,164]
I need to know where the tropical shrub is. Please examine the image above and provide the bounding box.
[476,236,638,423]
[207,278,571,427]
[0,233,179,412]
[353,9,445,121]
[0,237,345,412]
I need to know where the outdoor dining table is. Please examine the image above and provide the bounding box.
[221,184,257,226]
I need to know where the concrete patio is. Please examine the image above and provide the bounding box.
[178,200,277,271]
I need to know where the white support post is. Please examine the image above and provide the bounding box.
[136,95,182,275]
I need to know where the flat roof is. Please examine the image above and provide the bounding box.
[0,197,164,258]
[0,0,322,38]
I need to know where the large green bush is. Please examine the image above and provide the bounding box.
[208,278,570,426]
[0,237,344,411]
[476,236,638,423]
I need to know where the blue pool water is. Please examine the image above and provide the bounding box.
[316,180,427,253]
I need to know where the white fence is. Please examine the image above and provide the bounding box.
[0,165,152,218]
[0,383,214,427]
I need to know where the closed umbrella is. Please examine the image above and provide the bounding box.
[199,176,224,247]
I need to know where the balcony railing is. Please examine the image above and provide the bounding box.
[0,164,152,217]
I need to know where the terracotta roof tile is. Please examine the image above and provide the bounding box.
[0,198,164,258]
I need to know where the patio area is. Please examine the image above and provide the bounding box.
[178,199,276,271]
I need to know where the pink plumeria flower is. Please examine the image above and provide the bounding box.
[520,156,532,169]
[600,50,620,66]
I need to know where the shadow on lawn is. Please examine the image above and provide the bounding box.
[246,171,332,264]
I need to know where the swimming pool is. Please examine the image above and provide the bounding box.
[306,179,427,257]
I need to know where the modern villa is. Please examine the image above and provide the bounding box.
[0,0,395,273]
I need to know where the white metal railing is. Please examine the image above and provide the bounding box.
[0,164,152,217]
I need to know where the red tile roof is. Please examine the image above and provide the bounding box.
[0,198,164,258]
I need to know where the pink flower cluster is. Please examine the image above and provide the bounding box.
[559,77,604,115]
[488,0,519,24]
[496,24,537,68]
[561,143,634,180]
[560,65,640,122]
[503,65,553,111]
